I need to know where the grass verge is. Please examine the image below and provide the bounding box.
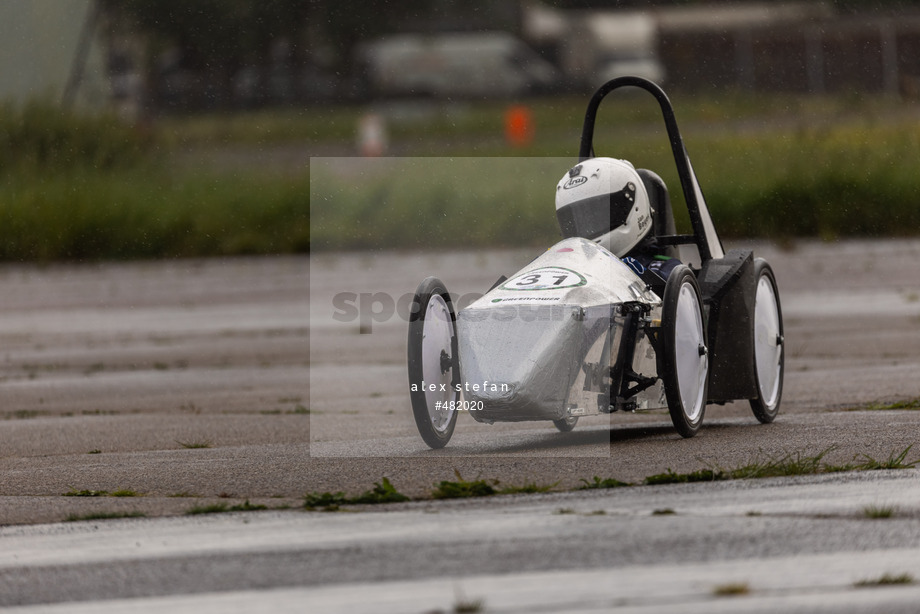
[176,439,213,449]
[644,445,917,485]
[186,499,269,515]
[304,477,410,510]
[851,399,920,411]
[63,488,143,497]
[66,511,146,522]
[6,94,920,261]
[431,472,498,500]
[297,446,915,512]
[0,169,310,261]
[497,481,558,495]
[579,476,630,489]
[863,505,897,519]
[311,119,920,252]
[712,582,751,596]
[855,573,914,587]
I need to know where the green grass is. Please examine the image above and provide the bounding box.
[431,472,498,500]
[857,399,920,411]
[453,596,485,613]
[186,503,231,515]
[0,169,309,261]
[497,481,557,495]
[303,491,347,509]
[863,505,897,519]
[176,439,213,449]
[65,511,146,522]
[579,476,630,490]
[643,446,918,485]
[855,573,914,587]
[0,100,150,173]
[110,489,143,497]
[186,500,268,515]
[304,477,410,509]
[310,109,920,251]
[229,500,268,512]
[712,582,751,596]
[348,477,411,505]
[645,468,726,485]
[305,445,916,511]
[854,446,917,470]
[0,100,308,262]
[6,410,46,420]
[429,475,557,499]
[63,488,142,497]
[3,93,920,262]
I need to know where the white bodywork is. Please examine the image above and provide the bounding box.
[456,237,666,423]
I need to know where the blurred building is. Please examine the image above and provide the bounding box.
[653,2,920,95]
[526,1,920,96]
[10,0,920,114]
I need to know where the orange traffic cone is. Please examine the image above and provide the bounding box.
[505,105,533,148]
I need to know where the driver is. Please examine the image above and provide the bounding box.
[554,157,679,289]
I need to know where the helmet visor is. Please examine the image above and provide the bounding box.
[557,182,637,240]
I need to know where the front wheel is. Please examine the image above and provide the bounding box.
[660,266,709,438]
[749,260,784,423]
[407,277,460,449]
[553,416,578,432]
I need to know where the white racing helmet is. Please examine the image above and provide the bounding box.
[555,157,652,257]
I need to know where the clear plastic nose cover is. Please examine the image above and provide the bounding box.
[458,304,615,421]
[457,237,658,421]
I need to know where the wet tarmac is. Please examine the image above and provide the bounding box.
[2,240,920,611]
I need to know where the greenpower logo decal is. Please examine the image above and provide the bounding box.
[501,267,587,291]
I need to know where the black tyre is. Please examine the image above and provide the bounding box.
[553,416,578,432]
[660,266,709,438]
[407,277,460,449]
[749,259,784,423]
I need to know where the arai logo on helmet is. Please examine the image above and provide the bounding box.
[562,164,588,190]
[563,164,587,189]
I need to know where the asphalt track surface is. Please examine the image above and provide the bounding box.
[3,239,920,611]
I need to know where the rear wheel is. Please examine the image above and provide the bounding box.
[749,260,784,423]
[407,277,460,449]
[660,266,709,438]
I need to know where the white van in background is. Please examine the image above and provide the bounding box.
[356,32,558,99]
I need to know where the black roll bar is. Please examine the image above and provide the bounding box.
[578,76,723,263]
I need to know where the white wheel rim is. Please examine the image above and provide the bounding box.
[753,275,782,409]
[421,294,455,433]
[674,282,707,422]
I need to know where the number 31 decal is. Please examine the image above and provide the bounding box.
[501,267,587,291]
